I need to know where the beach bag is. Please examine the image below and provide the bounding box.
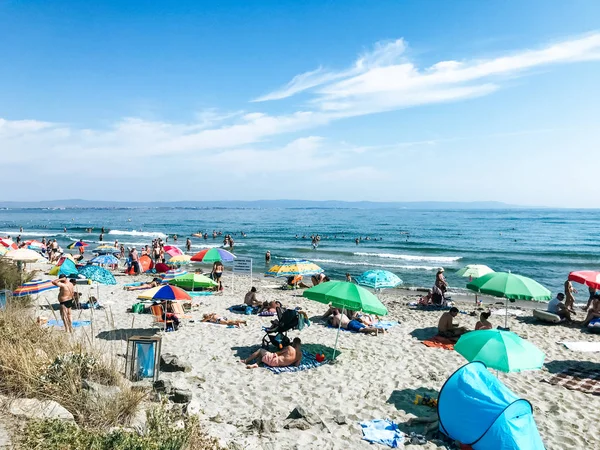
[132,303,145,314]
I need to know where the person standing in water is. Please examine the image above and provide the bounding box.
[186,238,191,252]
[265,250,271,264]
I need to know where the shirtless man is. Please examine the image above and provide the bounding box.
[244,287,261,306]
[329,310,381,335]
[583,295,600,327]
[243,337,302,369]
[52,274,75,333]
[437,307,468,342]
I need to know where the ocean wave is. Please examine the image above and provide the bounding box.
[0,230,64,238]
[309,258,438,271]
[108,230,167,238]
[353,252,461,263]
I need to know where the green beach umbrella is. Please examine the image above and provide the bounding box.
[303,281,388,358]
[455,329,545,373]
[466,272,551,328]
[168,273,217,290]
[303,281,388,316]
[456,264,494,279]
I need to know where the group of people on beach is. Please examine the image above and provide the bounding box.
[546,281,600,327]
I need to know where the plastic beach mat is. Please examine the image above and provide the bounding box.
[46,320,91,328]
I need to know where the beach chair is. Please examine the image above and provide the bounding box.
[150,304,174,330]
[0,289,10,310]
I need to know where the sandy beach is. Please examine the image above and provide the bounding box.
[26,263,600,450]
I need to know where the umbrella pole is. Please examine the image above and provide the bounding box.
[332,307,344,360]
[504,297,508,329]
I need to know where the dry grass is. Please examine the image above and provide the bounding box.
[0,259,35,291]
[0,304,144,429]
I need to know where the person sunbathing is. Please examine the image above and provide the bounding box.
[242,338,302,369]
[322,306,357,320]
[475,311,493,330]
[329,310,382,335]
[258,300,282,314]
[437,307,469,342]
[202,313,247,327]
[126,278,162,291]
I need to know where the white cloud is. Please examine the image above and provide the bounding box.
[257,33,600,115]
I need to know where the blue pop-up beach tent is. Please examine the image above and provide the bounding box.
[438,362,544,449]
[58,259,79,277]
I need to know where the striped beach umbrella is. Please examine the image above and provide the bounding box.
[191,248,235,263]
[25,240,46,251]
[0,238,18,250]
[355,270,403,290]
[167,255,192,266]
[0,246,8,256]
[13,279,58,297]
[266,259,323,277]
[161,268,188,281]
[168,273,217,290]
[137,284,191,301]
[67,241,89,249]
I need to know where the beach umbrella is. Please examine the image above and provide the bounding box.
[161,268,188,281]
[0,238,18,250]
[94,245,120,255]
[164,245,184,257]
[191,248,235,263]
[355,270,402,290]
[13,279,58,297]
[90,254,119,266]
[3,248,44,263]
[67,241,89,249]
[0,246,7,256]
[137,284,191,301]
[167,255,192,266]
[455,330,545,373]
[25,240,46,251]
[78,265,116,285]
[456,264,494,279]
[168,273,217,290]
[467,272,551,328]
[267,259,323,277]
[303,281,388,358]
[568,271,600,290]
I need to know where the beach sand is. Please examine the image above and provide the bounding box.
[30,264,600,449]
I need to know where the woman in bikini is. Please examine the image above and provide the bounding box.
[201,313,246,328]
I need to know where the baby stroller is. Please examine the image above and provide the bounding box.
[262,308,309,350]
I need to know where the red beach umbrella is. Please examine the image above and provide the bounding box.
[164,245,184,257]
[568,271,600,290]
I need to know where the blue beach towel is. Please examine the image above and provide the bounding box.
[46,320,92,328]
[360,419,404,448]
[265,351,324,374]
[124,282,144,287]
[373,321,398,330]
[189,291,214,297]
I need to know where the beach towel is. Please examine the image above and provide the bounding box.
[559,342,600,352]
[373,321,399,330]
[542,367,600,395]
[228,305,259,315]
[265,351,323,374]
[359,419,404,448]
[422,335,455,350]
[188,291,214,297]
[491,308,528,317]
[124,282,144,287]
[46,320,91,329]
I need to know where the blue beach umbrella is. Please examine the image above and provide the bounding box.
[90,254,119,266]
[355,270,402,290]
[78,265,117,285]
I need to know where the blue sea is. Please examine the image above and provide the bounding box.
[1,207,599,297]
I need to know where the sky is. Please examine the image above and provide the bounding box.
[1,1,600,207]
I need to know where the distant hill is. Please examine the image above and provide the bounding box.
[0,199,526,209]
